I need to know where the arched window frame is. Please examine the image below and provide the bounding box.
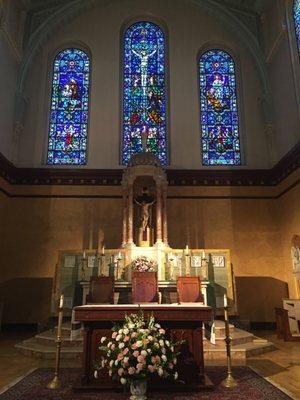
[45,46,92,166]
[198,47,245,167]
[286,0,300,115]
[120,19,169,166]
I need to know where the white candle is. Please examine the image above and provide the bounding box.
[118,252,122,260]
[83,250,86,259]
[59,294,64,308]
[101,245,105,255]
[202,250,205,259]
[224,294,228,308]
[185,245,189,255]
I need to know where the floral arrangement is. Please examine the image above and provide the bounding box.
[131,256,157,272]
[94,312,183,386]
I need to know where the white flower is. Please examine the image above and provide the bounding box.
[120,378,127,385]
[128,323,134,329]
[147,335,153,341]
[173,357,177,365]
[114,359,119,366]
[158,367,164,376]
[147,349,152,354]
[159,339,164,346]
[107,342,112,348]
[165,340,170,346]
[109,360,114,367]
[141,350,147,356]
[118,329,123,334]
[119,342,125,349]
[101,359,105,368]
[136,340,143,347]
[94,370,98,378]
[171,346,174,352]
[116,335,121,341]
[109,370,112,376]
[161,355,167,362]
[123,356,129,364]
[100,336,106,343]
[123,328,129,335]
[174,372,178,380]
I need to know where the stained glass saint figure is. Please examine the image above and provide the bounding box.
[47,48,90,165]
[122,22,167,165]
[199,50,241,166]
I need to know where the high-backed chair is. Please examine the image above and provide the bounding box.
[131,271,159,304]
[86,276,114,304]
[177,276,204,304]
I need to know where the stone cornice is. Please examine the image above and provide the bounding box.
[0,141,299,187]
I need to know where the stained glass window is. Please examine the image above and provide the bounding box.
[47,48,90,165]
[122,21,167,165]
[199,50,241,166]
[294,0,300,53]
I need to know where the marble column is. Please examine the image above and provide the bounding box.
[128,184,134,244]
[162,188,168,245]
[156,184,162,243]
[122,187,128,246]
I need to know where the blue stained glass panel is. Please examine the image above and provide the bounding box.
[122,21,167,165]
[199,50,241,166]
[294,0,300,52]
[47,48,90,165]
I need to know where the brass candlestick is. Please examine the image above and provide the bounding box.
[47,294,64,389]
[221,295,237,388]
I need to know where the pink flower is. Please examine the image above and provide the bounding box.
[112,332,117,339]
[133,350,139,357]
[156,355,161,362]
[122,348,129,355]
[118,368,124,376]
[131,343,139,350]
[137,355,145,363]
[136,363,143,370]
[117,353,124,360]
[111,344,115,350]
[151,356,156,364]
[131,332,138,338]
[159,328,165,335]
[148,365,155,373]
[128,367,136,375]
[124,336,130,342]
[168,363,174,369]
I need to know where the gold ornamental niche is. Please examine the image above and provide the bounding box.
[121,152,168,248]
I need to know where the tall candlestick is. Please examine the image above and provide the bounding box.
[224,293,228,308]
[59,294,64,309]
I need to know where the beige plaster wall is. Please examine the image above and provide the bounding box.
[0,31,19,159]
[0,182,294,324]
[278,183,300,299]
[18,0,269,169]
[262,0,300,162]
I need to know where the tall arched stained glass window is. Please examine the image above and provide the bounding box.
[122,21,167,165]
[294,0,300,53]
[47,48,90,165]
[199,50,241,166]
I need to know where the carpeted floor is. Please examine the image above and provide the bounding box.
[0,367,292,400]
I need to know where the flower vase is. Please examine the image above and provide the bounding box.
[129,380,147,400]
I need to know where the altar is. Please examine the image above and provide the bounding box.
[74,304,214,391]
[52,152,236,314]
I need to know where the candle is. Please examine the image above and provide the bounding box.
[118,252,122,259]
[202,250,205,259]
[83,250,86,259]
[59,294,64,308]
[185,245,189,255]
[224,294,228,308]
[101,245,105,255]
[169,252,174,261]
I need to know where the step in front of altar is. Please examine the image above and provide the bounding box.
[15,320,275,361]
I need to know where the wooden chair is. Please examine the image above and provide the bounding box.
[177,276,204,304]
[275,307,300,342]
[86,276,114,304]
[131,271,160,304]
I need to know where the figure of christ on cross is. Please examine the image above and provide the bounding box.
[132,46,157,96]
[134,187,155,232]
